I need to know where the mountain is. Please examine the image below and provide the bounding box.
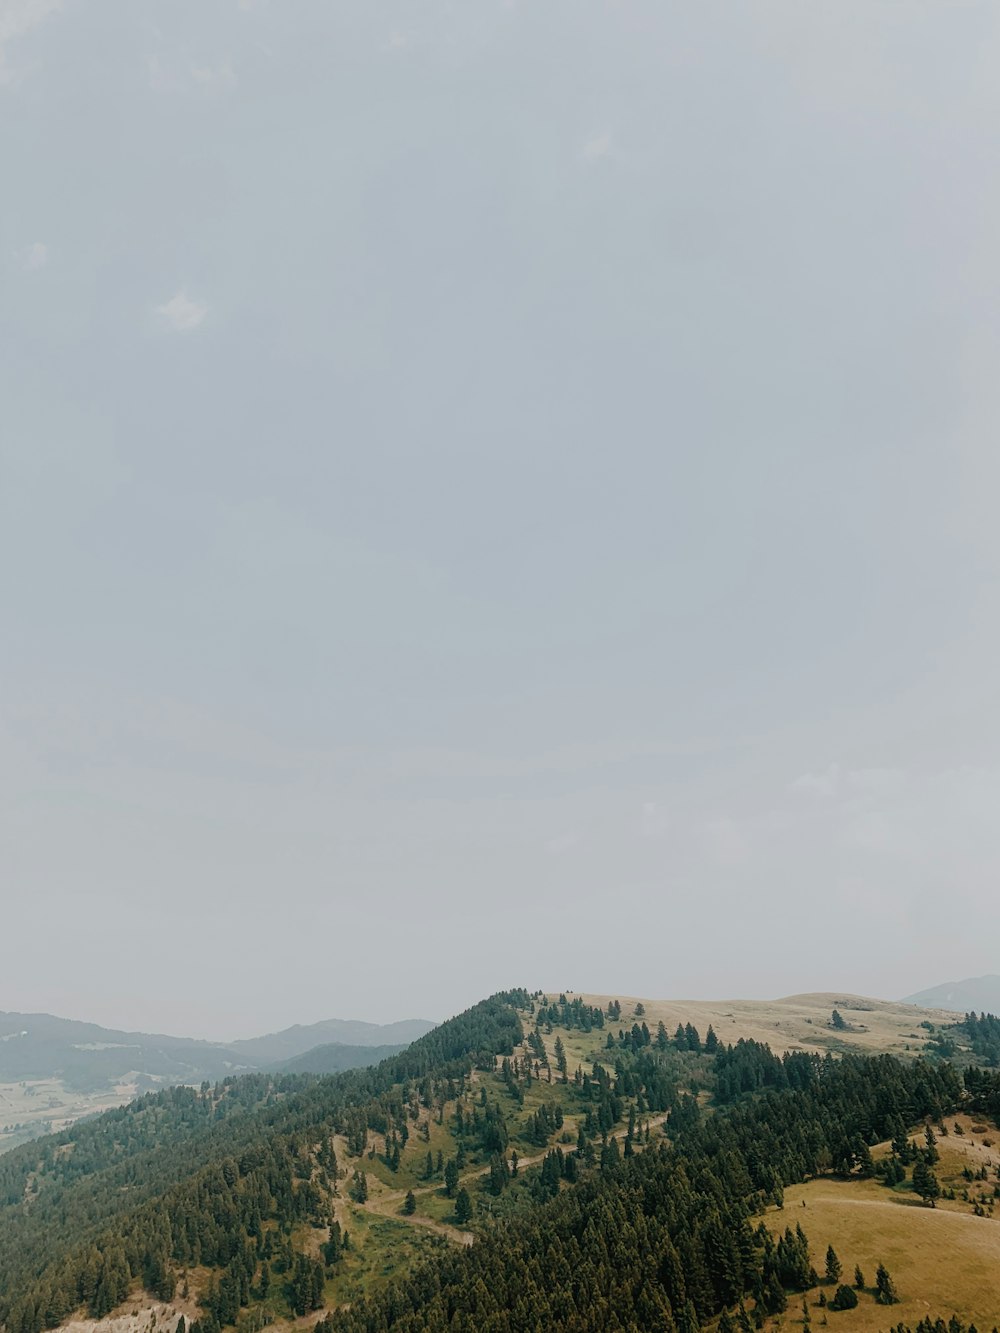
[0,988,995,1333]
[229,1017,436,1065]
[0,1011,436,1090]
[0,1010,435,1154]
[0,1012,248,1092]
[901,974,1000,1014]
[269,1041,409,1076]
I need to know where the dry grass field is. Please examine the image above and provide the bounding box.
[760,1113,1000,1332]
[546,991,958,1069]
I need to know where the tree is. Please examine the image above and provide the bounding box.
[454,1188,472,1225]
[830,1286,858,1311]
[351,1170,368,1204]
[853,1265,865,1290]
[912,1158,941,1207]
[705,1024,719,1053]
[831,1010,847,1031]
[554,1036,568,1083]
[874,1263,899,1305]
[444,1158,459,1198]
[924,1123,940,1163]
[824,1245,841,1284]
[403,1190,416,1216]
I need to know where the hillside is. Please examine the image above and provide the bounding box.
[902,975,1000,1014]
[0,987,996,1333]
[271,1042,409,1076]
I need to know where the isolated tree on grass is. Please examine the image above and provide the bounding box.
[913,1158,941,1207]
[454,1188,472,1226]
[830,1285,858,1311]
[824,1245,842,1284]
[874,1263,899,1305]
[853,1265,865,1290]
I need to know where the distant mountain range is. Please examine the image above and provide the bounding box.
[901,975,1000,1014]
[0,1010,436,1093]
[229,1017,436,1066]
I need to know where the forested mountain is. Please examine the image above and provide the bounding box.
[1,988,996,1333]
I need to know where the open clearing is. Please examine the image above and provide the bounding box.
[548,991,960,1068]
[764,1177,1000,1331]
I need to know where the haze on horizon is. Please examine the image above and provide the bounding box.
[4,1,1000,1042]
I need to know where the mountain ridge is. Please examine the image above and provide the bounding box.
[901,974,1000,1014]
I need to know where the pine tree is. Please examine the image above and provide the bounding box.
[825,1245,841,1284]
[454,1188,472,1225]
[444,1158,460,1198]
[831,1286,858,1311]
[874,1262,899,1305]
[403,1190,416,1216]
[854,1265,865,1290]
[554,1036,568,1083]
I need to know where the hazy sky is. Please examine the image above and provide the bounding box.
[3,2,1000,1039]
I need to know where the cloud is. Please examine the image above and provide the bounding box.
[148,51,237,95]
[19,240,47,270]
[154,290,208,333]
[189,60,236,93]
[581,131,612,161]
[0,0,60,85]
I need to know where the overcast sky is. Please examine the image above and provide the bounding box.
[3,1,1000,1039]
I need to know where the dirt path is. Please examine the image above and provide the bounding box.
[354,1112,669,1246]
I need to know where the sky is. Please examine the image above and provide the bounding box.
[3,1,1000,1040]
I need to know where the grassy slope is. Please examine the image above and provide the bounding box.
[548,990,960,1064]
[762,1114,1000,1330]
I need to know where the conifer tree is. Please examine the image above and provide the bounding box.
[825,1245,841,1283]
[444,1158,459,1198]
[874,1262,899,1305]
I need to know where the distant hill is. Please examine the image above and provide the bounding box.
[229,1017,436,1064]
[901,975,1000,1014]
[0,1009,436,1152]
[269,1041,408,1076]
[0,1012,247,1093]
